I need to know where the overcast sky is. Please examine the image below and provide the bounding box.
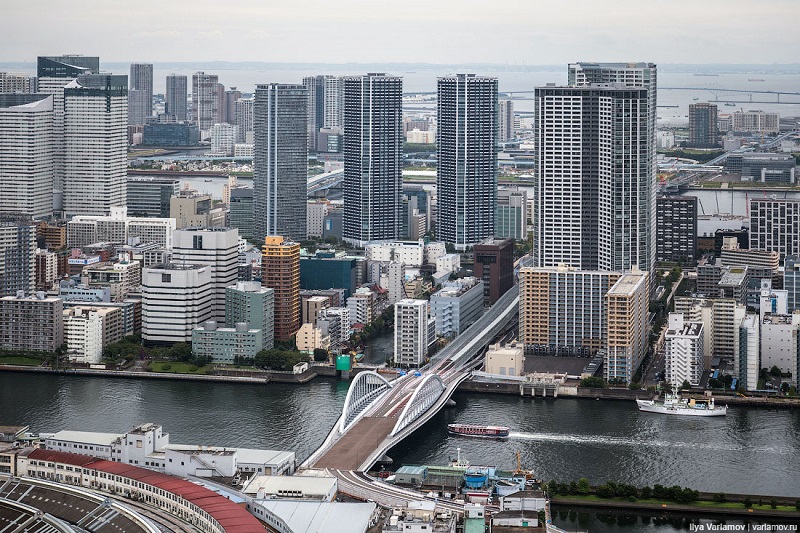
[3,0,796,65]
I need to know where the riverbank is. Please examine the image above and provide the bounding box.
[552,494,800,520]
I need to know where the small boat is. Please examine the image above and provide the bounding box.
[725,102,736,106]
[204,179,212,182]
[636,393,727,417]
[447,424,510,438]
[748,78,765,82]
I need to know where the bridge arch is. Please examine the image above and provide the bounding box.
[340,371,393,433]
[390,374,445,437]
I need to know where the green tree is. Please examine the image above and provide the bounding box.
[743,496,752,508]
[576,478,591,495]
[313,348,329,362]
[770,499,778,509]
[680,380,691,390]
[770,366,782,377]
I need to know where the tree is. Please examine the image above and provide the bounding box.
[770,366,782,377]
[680,380,691,390]
[576,478,591,495]
[743,496,752,508]
[313,348,329,362]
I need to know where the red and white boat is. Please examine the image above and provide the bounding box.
[447,424,510,438]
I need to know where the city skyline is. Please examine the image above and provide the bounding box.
[3,1,797,65]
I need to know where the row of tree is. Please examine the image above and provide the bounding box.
[547,479,700,504]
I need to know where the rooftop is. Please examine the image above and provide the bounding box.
[254,500,376,533]
[242,474,336,497]
[45,430,123,446]
[607,271,646,296]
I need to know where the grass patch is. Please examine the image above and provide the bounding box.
[149,361,209,374]
[554,494,797,512]
[0,357,45,366]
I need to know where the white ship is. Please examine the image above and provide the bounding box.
[636,393,727,417]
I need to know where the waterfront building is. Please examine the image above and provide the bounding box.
[688,103,718,147]
[253,83,308,242]
[533,83,654,274]
[67,207,175,248]
[209,122,239,155]
[225,281,274,350]
[605,270,649,383]
[303,75,343,151]
[496,188,528,241]
[674,297,746,371]
[664,313,705,388]
[394,299,430,367]
[498,99,514,142]
[485,341,524,377]
[228,187,254,241]
[126,177,180,218]
[296,323,329,354]
[36,55,100,213]
[0,223,36,297]
[172,228,239,323]
[0,94,54,219]
[760,313,800,388]
[737,153,796,184]
[519,265,622,354]
[347,287,377,326]
[474,238,514,305]
[0,293,63,352]
[128,63,152,126]
[749,198,800,261]
[320,307,350,346]
[191,72,218,131]
[141,263,213,344]
[81,254,142,302]
[192,321,262,363]
[430,277,484,337]
[732,110,779,134]
[169,188,225,229]
[738,314,760,392]
[656,196,698,265]
[165,74,187,122]
[0,72,35,93]
[261,236,300,341]
[343,74,403,246]
[141,122,200,146]
[437,74,498,250]
[63,74,128,217]
[301,295,329,326]
[63,306,123,364]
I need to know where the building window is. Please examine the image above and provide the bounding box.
[193,235,203,249]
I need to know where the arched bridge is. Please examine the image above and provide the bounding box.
[302,284,519,472]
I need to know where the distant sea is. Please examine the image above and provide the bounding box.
[3,62,799,125]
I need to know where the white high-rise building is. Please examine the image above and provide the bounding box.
[128,63,153,126]
[760,313,800,388]
[253,84,309,242]
[394,299,429,367]
[343,74,403,246]
[66,207,175,248]
[738,314,760,392]
[234,97,254,143]
[210,123,239,155]
[0,94,54,219]
[437,74,498,250]
[172,228,239,323]
[142,263,213,344]
[664,313,705,388]
[302,75,343,151]
[63,74,128,217]
[36,55,100,213]
[192,72,219,132]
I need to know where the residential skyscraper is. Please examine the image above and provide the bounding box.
[222,87,241,125]
[63,74,128,217]
[192,72,219,131]
[234,97,254,143]
[0,94,54,219]
[656,196,698,265]
[261,236,301,342]
[0,73,35,93]
[0,223,36,297]
[128,63,153,126]
[36,55,100,213]
[165,74,188,122]
[437,74,498,250]
[498,99,514,142]
[253,83,308,242]
[750,198,800,262]
[342,74,403,246]
[302,75,343,151]
[689,103,718,147]
[533,84,653,273]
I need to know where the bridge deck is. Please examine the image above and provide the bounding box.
[314,417,397,470]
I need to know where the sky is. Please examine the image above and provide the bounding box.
[3,0,797,65]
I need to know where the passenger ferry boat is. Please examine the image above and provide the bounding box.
[447,424,510,438]
[636,393,727,417]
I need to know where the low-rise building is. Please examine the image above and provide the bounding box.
[81,254,142,302]
[191,321,263,363]
[383,502,455,533]
[63,306,124,364]
[485,341,525,377]
[296,323,329,354]
[242,474,337,502]
[67,207,175,248]
[0,292,63,352]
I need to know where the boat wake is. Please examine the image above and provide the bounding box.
[507,432,792,455]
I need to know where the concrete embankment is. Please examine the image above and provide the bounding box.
[552,494,800,520]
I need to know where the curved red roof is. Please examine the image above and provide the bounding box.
[27,449,264,532]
